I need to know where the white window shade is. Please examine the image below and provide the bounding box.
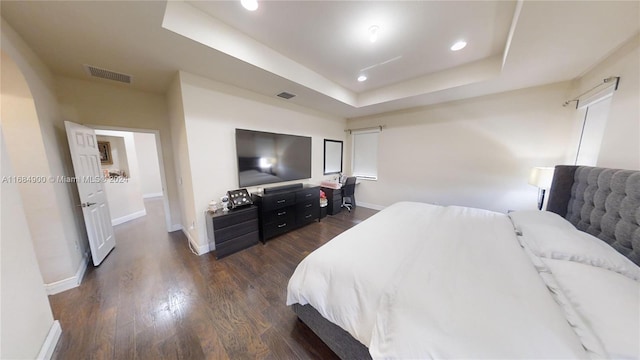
[575,96,612,166]
[352,129,379,180]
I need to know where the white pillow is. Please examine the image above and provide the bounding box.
[509,210,576,231]
[509,211,640,282]
[545,259,640,359]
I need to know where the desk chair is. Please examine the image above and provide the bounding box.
[341,177,357,212]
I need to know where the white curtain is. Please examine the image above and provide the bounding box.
[575,86,614,166]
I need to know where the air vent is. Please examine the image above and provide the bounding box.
[277,92,296,99]
[84,64,132,84]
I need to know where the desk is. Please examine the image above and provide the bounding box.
[321,187,342,215]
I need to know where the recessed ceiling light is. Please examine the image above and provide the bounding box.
[369,25,380,43]
[357,75,368,82]
[241,0,258,11]
[450,40,467,51]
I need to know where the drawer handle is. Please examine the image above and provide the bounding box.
[305,214,312,219]
[305,193,312,197]
[305,204,312,208]
[277,211,286,216]
[278,223,287,228]
[277,200,286,204]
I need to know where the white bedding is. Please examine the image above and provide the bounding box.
[287,202,592,359]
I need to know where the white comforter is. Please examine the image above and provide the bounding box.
[286,202,590,359]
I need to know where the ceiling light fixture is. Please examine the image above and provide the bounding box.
[241,0,258,11]
[357,75,368,82]
[369,25,380,43]
[450,40,467,51]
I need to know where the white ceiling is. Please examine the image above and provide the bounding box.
[1,1,638,119]
[188,1,514,92]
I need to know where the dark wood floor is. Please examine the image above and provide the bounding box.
[50,199,377,359]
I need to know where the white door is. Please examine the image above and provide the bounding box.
[65,121,115,266]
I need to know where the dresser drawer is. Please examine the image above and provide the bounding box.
[212,207,258,229]
[296,187,319,202]
[215,219,259,245]
[215,230,259,259]
[262,193,296,211]
[263,207,294,224]
[296,205,318,225]
[264,217,295,239]
[321,187,341,201]
[296,199,317,212]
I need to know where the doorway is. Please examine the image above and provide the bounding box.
[91,126,173,232]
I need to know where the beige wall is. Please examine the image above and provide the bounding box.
[568,34,639,170]
[166,73,199,250]
[346,82,575,212]
[55,76,182,230]
[1,21,86,285]
[134,132,164,197]
[178,71,347,251]
[1,114,56,359]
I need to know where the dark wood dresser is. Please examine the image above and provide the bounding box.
[320,186,342,215]
[206,205,259,259]
[252,184,320,242]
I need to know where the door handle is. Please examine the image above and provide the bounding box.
[79,202,97,208]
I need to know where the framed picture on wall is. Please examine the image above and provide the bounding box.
[98,141,113,165]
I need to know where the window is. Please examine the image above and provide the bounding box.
[352,129,379,180]
[574,87,614,166]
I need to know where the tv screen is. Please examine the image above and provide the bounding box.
[235,129,312,187]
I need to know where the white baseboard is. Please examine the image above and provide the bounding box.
[36,320,62,360]
[181,227,209,255]
[143,192,164,199]
[45,251,89,295]
[111,209,147,226]
[357,201,386,211]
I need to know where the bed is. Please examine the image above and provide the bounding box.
[286,165,640,359]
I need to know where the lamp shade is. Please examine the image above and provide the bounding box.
[528,167,555,189]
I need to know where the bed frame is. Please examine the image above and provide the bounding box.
[547,165,640,266]
[293,165,640,359]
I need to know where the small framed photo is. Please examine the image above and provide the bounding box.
[98,141,113,165]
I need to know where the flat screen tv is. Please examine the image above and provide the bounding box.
[235,129,312,187]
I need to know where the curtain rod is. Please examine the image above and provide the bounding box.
[344,125,385,134]
[562,76,620,108]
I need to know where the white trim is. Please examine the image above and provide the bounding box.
[111,209,147,226]
[45,251,89,295]
[181,227,209,255]
[357,201,386,211]
[143,192,164,199]
[37,320,62,360]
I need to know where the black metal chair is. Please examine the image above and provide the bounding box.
[341,177,357,212]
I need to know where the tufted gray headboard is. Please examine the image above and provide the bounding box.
[546,165,640,266]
